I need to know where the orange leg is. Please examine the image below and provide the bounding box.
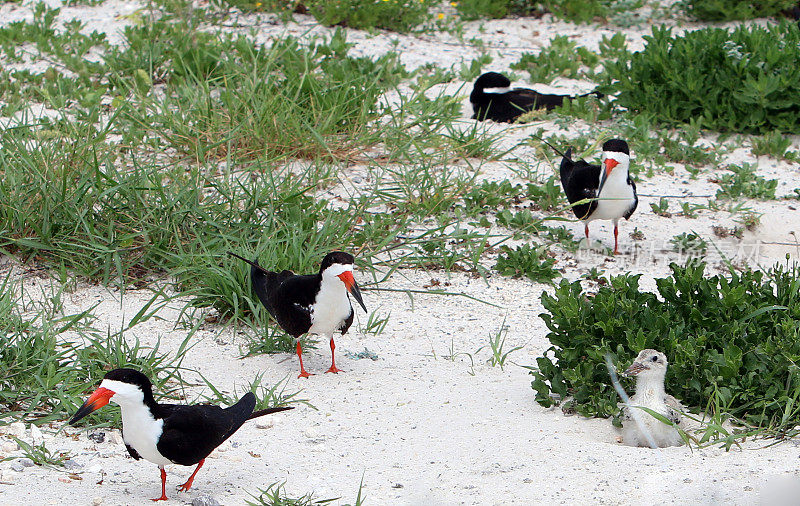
[297,341,312,379]
[177,459,204,492]
[152,467,168,501]
[325,337,343,374]
[613,224,619,255]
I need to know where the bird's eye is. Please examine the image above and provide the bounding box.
[651,356,658,362]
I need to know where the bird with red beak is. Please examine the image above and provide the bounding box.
[229,251,367,378]
[559,138,638,254]
[70,368,293,501]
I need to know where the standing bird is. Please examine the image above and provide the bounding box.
[558,138,638,254]
[470,72,603,123]
[620,349,684,448]
[69,368,293,501]
[228,251,368,378]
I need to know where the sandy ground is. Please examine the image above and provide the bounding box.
[2,0,800,504]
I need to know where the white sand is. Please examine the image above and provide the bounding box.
[1,1,800,504]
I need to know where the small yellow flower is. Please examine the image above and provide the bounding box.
[255,1,262,5]
[450,1,456,5]
[437,12,444,19]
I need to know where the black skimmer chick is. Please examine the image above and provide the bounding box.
[228,251,367,378]
[621,349,684,448]
[69,368,293,501]
[470,72,602,123]
[558,138,638,254]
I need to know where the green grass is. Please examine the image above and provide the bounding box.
[247,480,365,506]
[0,277,189,425]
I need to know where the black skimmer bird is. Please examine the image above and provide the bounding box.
[228,251,367,378]
[470,72,603,123]
[557,138,638,254]
[620,349,684,448]
[69,368,293,501]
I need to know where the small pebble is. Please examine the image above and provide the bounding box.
[29,424,44,445]
[192,493,221,506]
[0,441,18,453]
[91,497,103,506]
[303,428,320,439]
[10,461,24,473]
[0,469,17,483]
[108,432,123,445]
[88,432,105,444]
[19,458,35,468]
[87,464,103,474]
[63,459,82,470]
[2,422,26,439]
[255,417,274,429]
[58,477,71,484]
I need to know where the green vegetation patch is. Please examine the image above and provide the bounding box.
[532,262,800,429]
[605,23,800,134]
[682,0,796,21]
[307,0,435,33]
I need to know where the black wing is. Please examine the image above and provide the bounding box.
[230,254,316,337]
[242,258,316,337]
[339,306,354,335]
[509,88,566,111]
[262,273,318,337]
[125,444,142,460]
[559,150,600,220]
[624,177,638,220]
[155,393,256,467]
[472,89,540,123]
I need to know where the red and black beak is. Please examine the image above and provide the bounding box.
[337,271,367,313]
[69,387,115,425]
[597,157,619,196]
[623,361,649,377]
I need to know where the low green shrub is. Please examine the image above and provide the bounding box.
[455,0,512,19]
[307,0,434,32]
[512,35,599,82]
[714,163,778,200]
[495,245,559,283]
[456,0,640,23]
[532,261,800,428]
[681,0,795,21]
[605,23,800,134]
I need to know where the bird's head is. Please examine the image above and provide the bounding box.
[319,251,367,313]
[473,72,511,94]
[598,138,631,195]
[69,368,154,425]
[623,349,668,381]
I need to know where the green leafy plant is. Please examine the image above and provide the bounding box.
[307,0,434,32]
[751,131,797,160]
[670,232,708,256]
[650,197,671,217]
[713,163,778,200]
[9,437,70,470]
[681,0,795,21]
[479,319,522,369]
[605,23,800,134]
[455,0,511,19]
[495,245,559,283]
[531,261,800,433]
[678,202,705,218]
[512,35,599,83]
